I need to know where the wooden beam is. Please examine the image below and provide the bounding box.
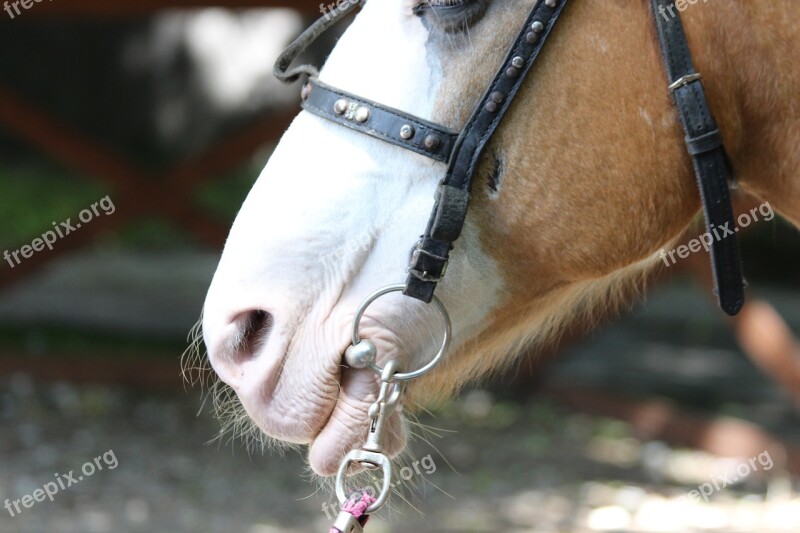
[0,85,257,289]
[31,0,323,16]
[0,355,183,390]
[0,86,145,191]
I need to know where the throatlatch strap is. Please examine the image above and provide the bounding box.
[405,0,570,302]
[650,0,745,316]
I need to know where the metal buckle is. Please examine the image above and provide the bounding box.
[408,241,448,283]
[668,72,702,92]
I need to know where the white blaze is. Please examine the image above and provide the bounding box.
[202,1,503,475]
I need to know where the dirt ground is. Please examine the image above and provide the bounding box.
[1,370,799,533]
[1,275,799,533]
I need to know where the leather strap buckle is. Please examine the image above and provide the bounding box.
[668,72,702,92]
[408,242,449,283]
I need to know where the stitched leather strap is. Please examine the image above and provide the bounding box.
[273,0,363,84]
[404,0,570,302]
[302,80,459,163]
[650,0,745,316]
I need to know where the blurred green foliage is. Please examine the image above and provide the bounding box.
[0,160,260,252]
[0,164,106,250]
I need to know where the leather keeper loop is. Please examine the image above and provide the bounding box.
[430,186,470,242]
[685,128,723,155]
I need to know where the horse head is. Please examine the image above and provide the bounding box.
[200,0,800,476]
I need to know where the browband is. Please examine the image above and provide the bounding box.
[650,0,745,315]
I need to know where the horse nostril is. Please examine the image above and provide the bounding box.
[234,309,274,360]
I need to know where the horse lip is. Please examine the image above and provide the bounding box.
[303,319,409,471]
[349,314,405,354]
[308,364,404,476]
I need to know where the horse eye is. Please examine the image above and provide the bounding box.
[414,0,487,33]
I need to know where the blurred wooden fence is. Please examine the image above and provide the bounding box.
[0,1,321,288]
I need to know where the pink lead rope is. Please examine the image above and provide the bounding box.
[329,490,377,533]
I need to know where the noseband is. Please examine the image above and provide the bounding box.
[274,0,745,529]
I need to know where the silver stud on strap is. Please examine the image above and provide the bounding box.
[400,124,415,140]
[424,134,441,151]
[334,99,348,115]
[531,20,544,33]
[355,107,371,123]
[545,0,557,7]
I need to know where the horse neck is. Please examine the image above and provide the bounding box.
[685,1,800,224]
[413,1,800,402]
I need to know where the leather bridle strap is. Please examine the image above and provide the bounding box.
[649,0,745,316]
[404,0,570,302]
[273,0,359,84]
[301,80,459,163]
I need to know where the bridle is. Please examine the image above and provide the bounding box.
[273,0,746,530]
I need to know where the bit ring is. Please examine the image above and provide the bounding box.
[349,284,451,382]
